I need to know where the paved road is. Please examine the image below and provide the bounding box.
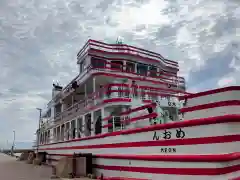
[0,153,52,180]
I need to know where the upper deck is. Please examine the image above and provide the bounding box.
[55,39,185,102]
[77,39,178,69]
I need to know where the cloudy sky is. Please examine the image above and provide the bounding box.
[0,0,239,148]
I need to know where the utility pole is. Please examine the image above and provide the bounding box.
[36,108,42,153]
[11,130,15,156]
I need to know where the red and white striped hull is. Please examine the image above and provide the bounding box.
[38,115,240,180]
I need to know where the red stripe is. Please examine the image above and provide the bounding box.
[95,153,240,162]
[93,72,184,91]
[93,176,148,180]
[180,86,240,100]
[94,164,240,175]
[39,134,240,150]
[89,39,177,64]
[180,100,240,113]
[38,114,240,146]
[103,98,131,103]
[49,153,240,162]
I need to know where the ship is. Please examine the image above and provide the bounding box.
[34,39,240,180]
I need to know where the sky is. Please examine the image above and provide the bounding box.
[0,0,239,148]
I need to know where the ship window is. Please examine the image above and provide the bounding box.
[137,63,148,76]
[66,122,70,140]
[57,126,60,141]
[84,113,91,137]
[111,60,123,71]
[149,66,158,77]
[47,130,50,143]
[71,120,76,139]
[126,61,135,73]
[79,61,84,73]
[95,115,102,135]
[91,57,106,68]
[77,117,83,138]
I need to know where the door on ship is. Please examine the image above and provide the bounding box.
[95,115,102,135]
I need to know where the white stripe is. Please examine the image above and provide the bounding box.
[43,141,238,155]
[186,91,240,108]
[39,122,239,149]
[48,155,239,169]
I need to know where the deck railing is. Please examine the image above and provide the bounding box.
[61,61,185,100]
[50,83,184,126]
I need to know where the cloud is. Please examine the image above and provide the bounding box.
[0,0,239,144]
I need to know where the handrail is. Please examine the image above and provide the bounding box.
[90,59,185,84]
[49,85,183,129]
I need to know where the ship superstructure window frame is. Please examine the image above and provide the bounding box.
[77,117,83,138]
[91,57,106,68]
[126,61,135,73]
[149,65,158,77]
[71,119,76,139]
[137,63,148,76]
[79,59,86,73]
[111,60,123,71]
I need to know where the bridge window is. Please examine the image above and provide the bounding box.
[71,120,76,139]
[137,63,148,76]
[91,57,106,68]
[84,113,91,137]
[149,66,158,77]
[77,117,83,138]
[126,61,135,73]
[79,59,86,73]
[111,60,123,71]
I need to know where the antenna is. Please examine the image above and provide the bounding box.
[116,36,123,44]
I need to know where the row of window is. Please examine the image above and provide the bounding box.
[79,57,174,77]
[91,57,158,76]
[39,113,102,144]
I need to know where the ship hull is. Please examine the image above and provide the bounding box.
[37,115,240,180]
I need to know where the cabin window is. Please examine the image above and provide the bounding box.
[71,120,76,139]
[66,122,70,140]
[61,124,65,141]
[95,115,102,135]
[57,126,60,141]
[149,66,158,77]
[47,130,50,143]
[137,63,148,76]
[111,60,123,71]
[80,61,84,73]
[126,61,135,73]
[84,113,91,137]
[77,117,83,138]
[108,116,122,132]
[91,57,106,68]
